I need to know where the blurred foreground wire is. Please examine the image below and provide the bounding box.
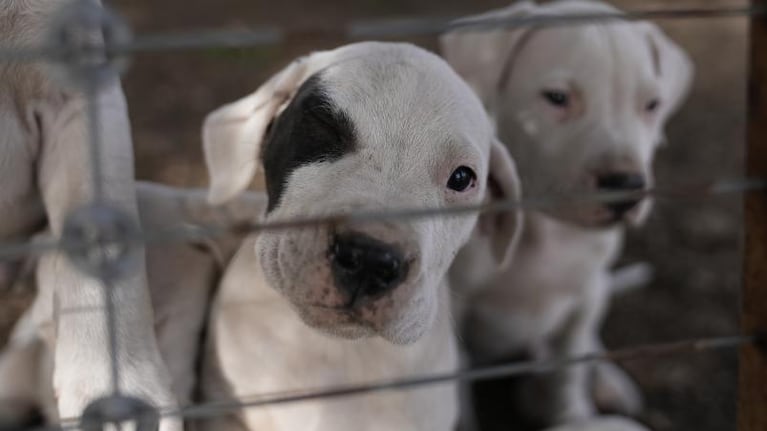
[31,333,752,430]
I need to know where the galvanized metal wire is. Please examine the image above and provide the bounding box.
[165,333,755,423]
[0,4,761,61]
[0,176,762,263]
[30,333,754,431]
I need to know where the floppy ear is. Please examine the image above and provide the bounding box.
[644,23,694,121]
[439,1,536,107]
[479,139,524,269]
[203,53,335,205]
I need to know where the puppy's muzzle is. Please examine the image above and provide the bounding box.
[330,232,409,305]
[597,172,646,218]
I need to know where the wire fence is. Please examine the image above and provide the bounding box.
[31,334,753,431]
[0,0,761,430]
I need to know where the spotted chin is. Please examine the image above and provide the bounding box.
[294,305,376,339]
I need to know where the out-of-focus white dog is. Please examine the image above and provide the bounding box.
[0,0,179,428]
[0,182,266,427]
[442,0,692,428]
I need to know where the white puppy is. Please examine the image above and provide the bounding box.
[197,41,523,431]
[441,0,692,427]
[0,0,179,428]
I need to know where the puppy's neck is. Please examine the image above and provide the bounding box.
[523,211,623,249]
[523,211,625,240]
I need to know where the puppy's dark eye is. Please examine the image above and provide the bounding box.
[645,98,660,113]
[447,166,477,192]
[541,90,570,108]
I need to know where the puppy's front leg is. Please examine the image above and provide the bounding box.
[549,272,617,425]
[591,347,642,417]
[517,274,611,425]
[36,84,179,428]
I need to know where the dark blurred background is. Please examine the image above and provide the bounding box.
[0,1,748,430]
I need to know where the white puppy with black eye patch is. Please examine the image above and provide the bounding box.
[198,41,522,431]
[442,0,692,428]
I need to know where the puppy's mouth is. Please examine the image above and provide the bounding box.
[585,171,649,227]
[294,270,420,338]
[602,198,644,225]
[306,302,360,312]
[550,199,643,229]
[297,301,383,337]
[259,225,424,340]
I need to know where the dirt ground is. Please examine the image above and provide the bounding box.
[0,1,749,430]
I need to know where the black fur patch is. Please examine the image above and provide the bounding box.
[260,74,357,212]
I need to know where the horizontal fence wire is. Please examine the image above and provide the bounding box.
[0,4,762,61]
[0,176,763,264]
[31,333,753,431]
[167,334,756,423]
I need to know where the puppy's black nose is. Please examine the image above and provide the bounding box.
[330,232,408,302]
[597,172,646,217]
[597,173,645,191]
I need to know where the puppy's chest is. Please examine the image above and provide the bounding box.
[212,253,458,430]
[216,300,458,431]
[511,214,622,297]
[219,295,456,388]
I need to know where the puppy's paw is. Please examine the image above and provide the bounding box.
[592,362,643,416]
[515,376,596,426]
[543,416,650,431]
[610,262,654,296]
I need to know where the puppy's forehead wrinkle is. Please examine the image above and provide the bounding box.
[520,24,657,114]
[323,51,491,146]
[316,57,492,190]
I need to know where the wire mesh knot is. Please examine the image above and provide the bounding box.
[61,204,141,281]
[46,0,131,89]
[80,395,159,431]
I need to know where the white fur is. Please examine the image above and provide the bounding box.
[1,30,667,430]
[0,1,180,428]
[0,182,267,426]
[198,42,525,430]
[441,0,692,428]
